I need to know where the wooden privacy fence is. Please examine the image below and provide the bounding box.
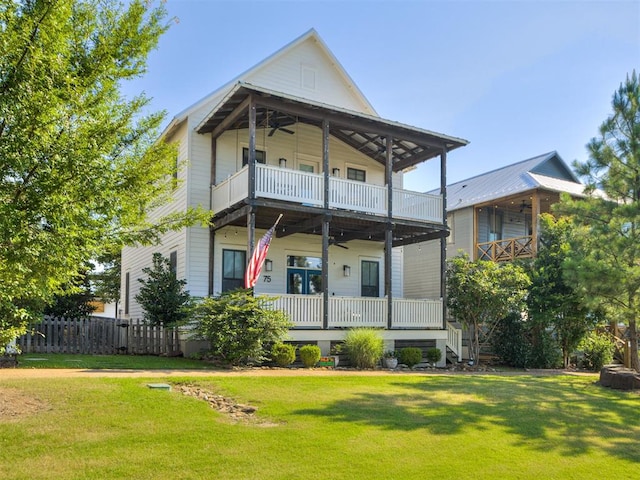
[17,316,179,355]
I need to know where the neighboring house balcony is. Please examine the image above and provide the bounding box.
[212,163,443,223]
[477,235,535,262]
[472,190,561,262]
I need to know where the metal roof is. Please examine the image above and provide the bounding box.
[196,82,468,172]
[441,151,586,211]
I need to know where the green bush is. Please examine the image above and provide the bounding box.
[299,344,321,368]
[191,289,292,366]
[399,347,422,368]
[579,331,615,371]
[271,343,296,367]
[344,328,384,369]
[426,347,442,365]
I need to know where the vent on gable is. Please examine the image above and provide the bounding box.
[301,65,316,90]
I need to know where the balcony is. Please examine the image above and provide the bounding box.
[266,294,443,329]
[212,164,443,223]
[477,235,535,262]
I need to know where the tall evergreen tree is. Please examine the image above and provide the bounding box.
[527,214,596,368]
[135,253,191,327]
[556,70,640,371]
[0,1,207,350]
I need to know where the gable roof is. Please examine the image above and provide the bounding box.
[162,29,376,138]
[442,151,585,211]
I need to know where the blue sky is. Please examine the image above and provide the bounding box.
[125,0,640,191]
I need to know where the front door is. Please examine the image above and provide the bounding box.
[287,268,322,294]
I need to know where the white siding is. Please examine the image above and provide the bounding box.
[403,241,441,299]
[212,227,392,298]
[120,122,190,319]
[244,37,371,113]
[448,207,474,259]
[213,123,385,186]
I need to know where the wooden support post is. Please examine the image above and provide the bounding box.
[248,95,257,201]
[440,148,447,329]
[385,135,393,329]
[322,120,330,329]
[322,216,329,330]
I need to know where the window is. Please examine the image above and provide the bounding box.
[361,260,379,297]
[242,147,266,166]
[347,167,366,182]
[124,272,130,315]
[169,251,177,275]
[222,249,246,292]
[489,211,503,242]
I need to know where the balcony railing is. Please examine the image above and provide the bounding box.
[266,294,443,329]
[477,235,535,262]
[212,164,443,223]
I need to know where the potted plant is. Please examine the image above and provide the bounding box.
[382,350,398,369]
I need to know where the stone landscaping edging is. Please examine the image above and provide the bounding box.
[599,365,640,390]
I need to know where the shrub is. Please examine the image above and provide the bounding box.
[426,347,442,365]
[299,344,321,368]
[191,289,291,366]
[271,343,296,367]
[579,331,615,371]
[399,347,422,368]
[344,328,384,369]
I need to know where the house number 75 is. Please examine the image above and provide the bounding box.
[263,275,271,282]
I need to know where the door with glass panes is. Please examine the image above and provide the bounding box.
[286,255,322,294]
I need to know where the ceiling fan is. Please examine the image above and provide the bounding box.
[519,200,532,213]
[329,238,349,249]
[267,113,295,137]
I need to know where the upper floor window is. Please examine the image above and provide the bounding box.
[347,167,366,182]
[242,147,266,167]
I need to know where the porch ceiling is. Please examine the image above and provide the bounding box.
[212,201,447,247]
[196,83,468,172]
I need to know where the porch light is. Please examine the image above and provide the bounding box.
[265,259,273,271]
[343,265,351,277]
[279,157,287,168]
[332,167,340,177]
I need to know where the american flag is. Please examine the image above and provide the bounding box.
[245,214,282,289]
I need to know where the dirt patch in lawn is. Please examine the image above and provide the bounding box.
[0,387,50,421]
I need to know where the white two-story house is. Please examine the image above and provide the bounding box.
[120,29,468,363]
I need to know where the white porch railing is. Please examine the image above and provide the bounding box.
[392,298,442,328]
[211,164,443,223]
[329,177,387,215]
[265,294,443,329]
[447,322,462,360]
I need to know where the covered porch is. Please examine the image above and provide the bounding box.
[474,190,560,262]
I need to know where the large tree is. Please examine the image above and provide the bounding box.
[556,70,640,371]
[446,254,531,364]
[0,0,205,351]
[527,214,596,368]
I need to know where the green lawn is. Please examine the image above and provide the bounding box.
[1,372,638,479]
[16,353,212,369]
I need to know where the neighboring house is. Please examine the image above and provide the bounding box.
[120,29,468,363]
[404,151,586,300]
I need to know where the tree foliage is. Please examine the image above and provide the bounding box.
[0,0,207,349]
[556,70,640,370]
[44,266,96,319]
[527,214,596,368]
[135,253,191,327]
[446,254,530,364]
[192,289,292,366]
